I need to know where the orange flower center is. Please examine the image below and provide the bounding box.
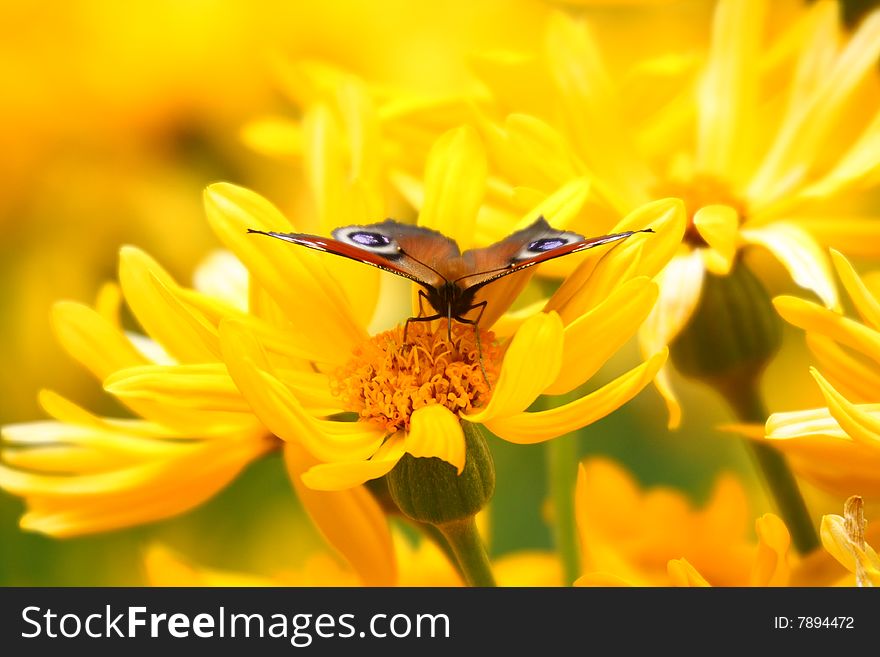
[331,320,500,433]
[654,175,746,246]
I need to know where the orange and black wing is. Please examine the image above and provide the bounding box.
[457,217,653,291]
[248,220,461,289]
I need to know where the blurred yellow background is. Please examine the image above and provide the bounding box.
[1,0,876,585]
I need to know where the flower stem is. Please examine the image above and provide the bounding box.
[438,516,497,587]
[726,380,820,554]
[418,521,467,582]
[547,436,580,585]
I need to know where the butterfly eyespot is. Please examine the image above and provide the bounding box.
[348,231,392,247]
[527,237,568,252]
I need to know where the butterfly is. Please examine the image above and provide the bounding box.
[248,217,652,374]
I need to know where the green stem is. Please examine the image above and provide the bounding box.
[726,380,820,554]
[547,436,580,585]
[418,522,467,582]
[437,517,497,587]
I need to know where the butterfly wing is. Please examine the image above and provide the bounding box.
[458,217,652,290]
[453,217,652,327]
[248,220,461,289]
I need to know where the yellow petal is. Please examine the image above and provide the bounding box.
[119,247,221,362]
[667,559,712,587]
[765,405,848,440]
[335,80,382,185]
[573,572,634,587]
[718,422,765,439]
[544,11,653,213]
[302,102,381,327]
[52,301,148,379]
[145,543,280,587]
[518,175,590,229]
[0,432,271,537]
[696,0,763,186]
[811,368,880,447]
[487,349,667,444]
[830,249,880,331]
[226,314,342,369]
[751,513,791,586]
[284,443,395,586]
[2,419,179,473]
[94,282,123,326]
[474,177,590,307]
[404,405,466,474]
[781,1,840,112]
[104,364,250,413]
[478,114,583,202]
[742,223,837,309]
[693,204,739,275]
[748,9,880,204]
[468,50,551,124]
[417,125,486,251]
[806,333,880,403]
[639,251,705,429]
[240,117,303,159]
[774,295,880,364]
[491,299,545,339]
[303,105,346,230]
[545,277,658,396]
[798,110,880,199]
[493,552,563,587]
[471,269,535,333]
[192,250,249,312]
[795,218,880,258]
[37,390,175,439]
[219,321,384,463]
[203,183,366,357]
[464,312,564,424]
[618,198,688,280]
[300,435,406,491]
[546,198,685,320]
[50,303,233,433]
[273,368,345,415]
[762,405,880,496]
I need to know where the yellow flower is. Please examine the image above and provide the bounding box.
[571,457,857,586]
[474,0,880,426]
[821,496,880,586]
[0,226,397,587]
[0,262,268,536]
[764,250,880,498]
[145,534,562,587]
[209,124,673,494]
[573,458,761,585]
[0,0,323,425]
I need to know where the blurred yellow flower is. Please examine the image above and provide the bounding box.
[145,535,562,587]
[474,0,880,426]
[209,125,673,494]
[0,204,398,586]
[573,458,761,585]
[0,266,270,537]
[572,458,859,586]
[765,250,880,498]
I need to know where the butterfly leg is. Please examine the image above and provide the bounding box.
[454,301,490,387]
[403,290,441,345]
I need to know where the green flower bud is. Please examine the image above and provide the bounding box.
[670,255,782,398]
[386,420,495,525]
